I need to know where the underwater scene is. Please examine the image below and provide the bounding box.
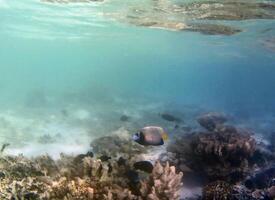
[0,0,275,199]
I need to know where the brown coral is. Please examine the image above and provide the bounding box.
[168,124,259,182]
[202,180,233,200]
[140,161,183,200]
[0,152,183,200]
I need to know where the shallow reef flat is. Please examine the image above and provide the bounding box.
[41,0,104,3]
[0,154,182,199]
[117,0,275,35]
[0,110,274,199]
[38,0,275,36]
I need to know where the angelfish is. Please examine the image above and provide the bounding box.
[132,126,168,146]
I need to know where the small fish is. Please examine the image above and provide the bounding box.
[99,155,111,162]
[74,151,94,163]
[0,143,10,153]
[126,170,140,184]
[133,126,168,146]
[117,157,127,166]
[120,115,130,122]
[160,113,182,123]
[134,161,153,173]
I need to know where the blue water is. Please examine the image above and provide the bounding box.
[0,0,275,156]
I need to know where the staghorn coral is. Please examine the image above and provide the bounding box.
[140,161,183,200]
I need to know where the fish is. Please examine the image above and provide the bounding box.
[134,161,153,173]
[99,155,111,162]
[74,151,94,163]
[0,143,10,153]
[160,113,182,123]
[117,157,127,166]
[126,170,140,184]
[133,126,168,146]
[120,115,130,122]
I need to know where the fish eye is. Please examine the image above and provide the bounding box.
[132,132,140,141]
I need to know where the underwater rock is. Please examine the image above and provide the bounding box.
[130,18,241,35]
[197,112,228,131]
[131,20,188,31]
[186,23,242,36]
[90,132,147,159]
[174,1,275,21]
[133,161,153,173]
[121,0,275,36]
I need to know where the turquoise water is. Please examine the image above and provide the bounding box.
[0,0,275,156]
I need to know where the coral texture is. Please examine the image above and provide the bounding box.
[0,153,183,200]
[140,161,183,200]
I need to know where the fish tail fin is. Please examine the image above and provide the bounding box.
[161,132,169,141]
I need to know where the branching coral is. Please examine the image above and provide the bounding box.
[140,161,183,200]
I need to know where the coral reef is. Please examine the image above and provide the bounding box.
[41,0,103,3]
[202,180,233,200]
[0,152,183,200]
[167,112,274,183]
[140,161,183,200]
[197,112,228,131]
[168,129,256,182]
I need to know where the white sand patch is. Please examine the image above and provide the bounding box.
[6,142,90,160]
